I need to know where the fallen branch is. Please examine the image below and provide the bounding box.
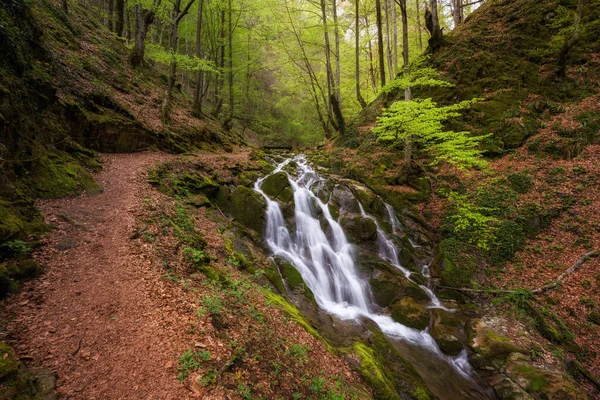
[532,249,599,294]
[438,249,600,296]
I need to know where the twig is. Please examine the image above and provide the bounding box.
[532,249,599,294]
[71,338,83,356]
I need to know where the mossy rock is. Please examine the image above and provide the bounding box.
[229,186,266,233]
[369,269,430,307]
[353,342,403,400]
[276,260,317,306]
[504,353,587,399]
[339,214,378,244]
[587,310,600,325]
[468,320,525,370]
[261,172,293,203]
[0,342,20,380]
[390,297,429,330]
[430,309,467,356]
[489,373,531,400]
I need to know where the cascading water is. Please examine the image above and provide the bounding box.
[255,155,493,399]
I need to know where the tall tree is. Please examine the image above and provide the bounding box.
[115,0,125,36]
[160,0,198,121]
[355,0,366,108]
[193,0,205,115]
[129,0,161,67]
[375,0,386,87]
[426,0,442,52]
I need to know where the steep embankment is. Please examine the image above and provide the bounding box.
[0,0,243,294]
[324,0,600,397]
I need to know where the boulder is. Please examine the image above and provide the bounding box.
[369,269,430,307]
[468,319,525,370]
[339,213,378,243]
[430,309,467,356]
[261,172,293,203]
[390,297,429,330]
[230,186,267,233]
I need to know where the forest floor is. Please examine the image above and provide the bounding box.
[1,152,196,399]
[0,150,366,399]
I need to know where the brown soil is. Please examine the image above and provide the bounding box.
[2,152,198,399]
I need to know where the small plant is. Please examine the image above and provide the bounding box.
[201,294,223,315]
[310,377,325,394]
[198,368,217,387]
[238,383,252,400]
[183,247,207,265]
[142,231,155,242]
[286,344,311,364]
[0,240,31,258]
[177,350,211,381]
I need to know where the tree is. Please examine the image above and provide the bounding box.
[192,0,205,115]
[426,0,442,52]
[354,0,367,108]
[129,0,162,67]
[374,0,386,87]
[160,0,198,121]
[374,65,487,169]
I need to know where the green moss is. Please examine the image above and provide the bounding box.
[230,186,266,233]
[390,297,429,330]
[437,238,477,287]
[0,342,19,379]
[353,342,402,400]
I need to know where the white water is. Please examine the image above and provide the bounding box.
[254,155,475,383]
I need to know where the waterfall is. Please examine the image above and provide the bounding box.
[254,155,491,398]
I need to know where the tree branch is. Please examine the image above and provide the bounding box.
[532,249,599,294]
[460,0,484,7]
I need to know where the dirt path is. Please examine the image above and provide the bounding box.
[3,152,199,399]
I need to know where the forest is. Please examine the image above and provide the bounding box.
[1,0,600,398]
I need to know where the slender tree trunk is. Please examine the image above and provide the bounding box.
[62,0,68,14]
[129,5,153,67]
[161,0,197,121]
[392,0,398,76]
[355,0,366,108]
[213,9,226,117]
[452,0,463,26]
[333,0,341,102]
[115,0,124,35]
[319,0,335,113]
[224,0,234,129]
[375,0,386,87]
[193,0,205,115]
[108,0,114,31]
[383,0,393,80]
[416,0,422,50]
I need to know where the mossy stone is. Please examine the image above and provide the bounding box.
[390,297,429,330]
[369,269,429,307]
[353,342,403,400]
[339,214,378,243]
[230,186,266,233]
[261,172,291,201]
[468,320,525,369]
[0,342,19,379]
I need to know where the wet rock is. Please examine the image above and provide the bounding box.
[230,186,266,233]
[261,172,293,203]
[390,297,429,330]
[331,185,360,213]
[369,269,430,307]
[430,309,467,356]
[339,213,377,243]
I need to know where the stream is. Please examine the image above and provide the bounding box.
[254,155,494,399]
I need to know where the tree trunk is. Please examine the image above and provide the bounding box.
[416,0,422,50]
[108,0,114,31]
[392,0,398,76]
[452,0,464,26]
[213,9,226,117]
[427,0,443,53]
[397,0,409,67]
[115,0,124,36]
[224,0,234,130]
[62,0,68,14]
[193,0,205,115]
[355,0,366,108]
[161,0,197,121]
[129,5,154,67]
[375,0,386,87]
[383,0,393,80]
[333,0,341,102]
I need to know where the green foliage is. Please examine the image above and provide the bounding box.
[177,349,211,381]
[201,294,223,315]
[447,193,498,250]
[507,171,533,194]
[381,62,453,95]
[146,43,218,73]
[373,98,488,169]
[0,240,31,259]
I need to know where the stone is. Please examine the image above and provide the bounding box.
[390,297,429,330]
[230,186,266,233]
